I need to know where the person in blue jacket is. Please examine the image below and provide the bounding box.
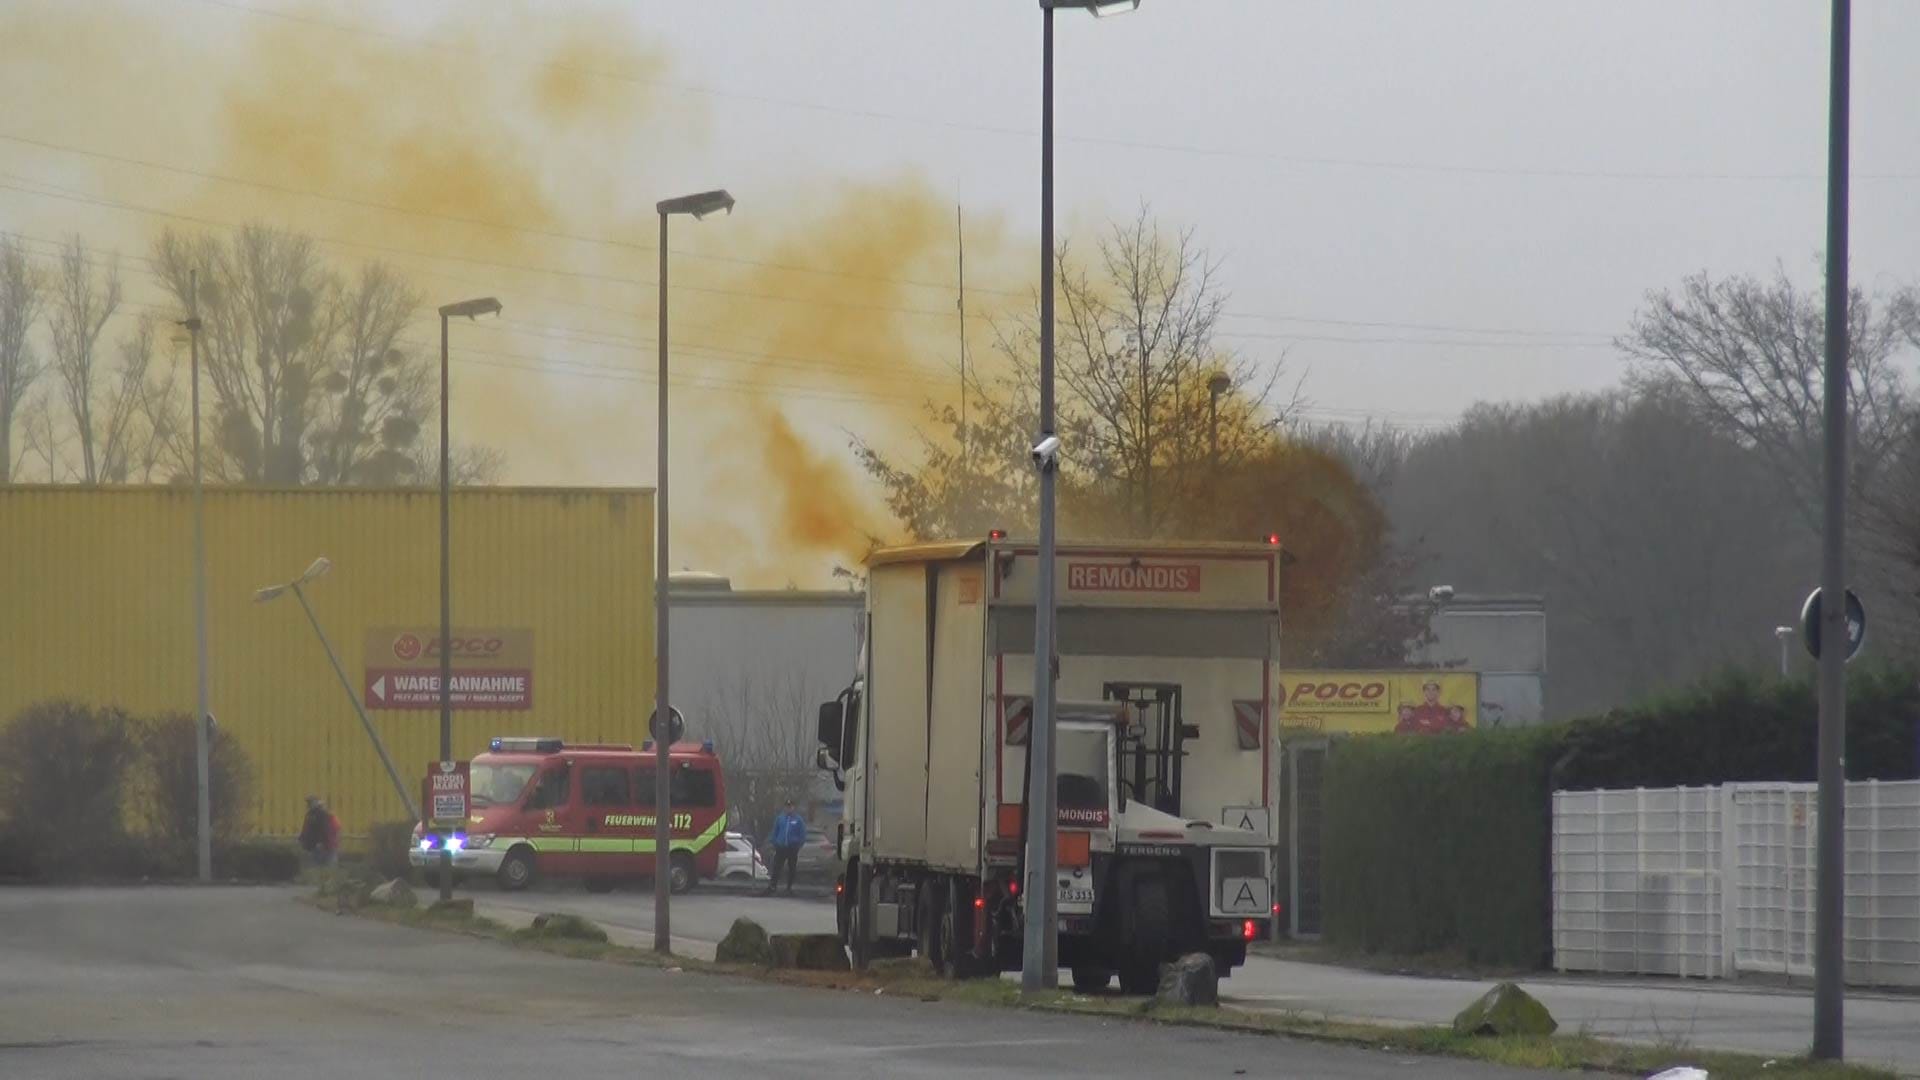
[765,801,807,896]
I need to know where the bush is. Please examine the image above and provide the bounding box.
[0,700,140,877]
[138,712,255,866]
[216,839,303,882]
[1322,728,1556,967]
[368,821,420,883]
[1551,666,1920,790]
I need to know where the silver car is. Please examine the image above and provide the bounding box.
[717,831,768,882]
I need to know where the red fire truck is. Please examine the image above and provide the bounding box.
[412,737,729,893]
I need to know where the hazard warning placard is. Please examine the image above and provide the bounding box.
[363,627,533,711]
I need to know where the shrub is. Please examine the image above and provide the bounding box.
[1322,728,1556,967]
[137,712,255,866]
[1551,666,1920,790]
[0,700,140,877]
[368,821,420,883]
[217,838,303,882]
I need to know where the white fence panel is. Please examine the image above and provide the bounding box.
[1552,787,1724,978]
[1555,779,1920,989]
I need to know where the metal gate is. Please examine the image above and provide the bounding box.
[1288,740,1328,939]
[1730,786,1818,978]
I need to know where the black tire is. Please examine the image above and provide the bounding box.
[938,879,979,979]
[496,848,535,892]
[917,880,946,972]
[1118,874,1171,995]
[668,852,696,894]
[584,877,616,894]
[835,873,852,944]
[1071,966,1110,994]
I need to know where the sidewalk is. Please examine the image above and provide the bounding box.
[1225,952,1920,1076]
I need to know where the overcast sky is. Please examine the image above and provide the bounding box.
[4,1,1917,581]
[643,0,1920,424]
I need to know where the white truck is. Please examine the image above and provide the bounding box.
[816,536,1283,992]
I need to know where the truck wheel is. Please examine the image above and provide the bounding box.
[1118,874,1171,995]
[835,874,852,944]
[1071,966,1110,994]
[496,849,535,892]
[917,881,946,972]
[668,852,696,894]
[938,879,979,979]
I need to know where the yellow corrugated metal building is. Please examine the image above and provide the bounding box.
[0,486,653,839]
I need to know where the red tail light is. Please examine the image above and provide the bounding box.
[1242,920,1258,941]
[973,897,986,910]
[1007,881,1019,897]
[834,881,844,896]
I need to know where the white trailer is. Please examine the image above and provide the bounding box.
[817,536,1281,991]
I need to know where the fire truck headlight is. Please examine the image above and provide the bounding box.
[446,835,465,852]
[418,837,436,851]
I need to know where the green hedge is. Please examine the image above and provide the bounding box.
[1550,667,1920,789]
[1320,666,1920,967]
[1322,729,1557,967]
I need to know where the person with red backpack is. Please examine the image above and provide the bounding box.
[298,795,340,868]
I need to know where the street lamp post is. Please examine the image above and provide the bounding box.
[436,297,501,902]
[653,189,735,956]
[1812,0,1851,1060]
[255,558,419,822]
[177,270,211,883]
[1775,625,1794,679]
[1024,0,1139,997]
[1208,372,1231,472]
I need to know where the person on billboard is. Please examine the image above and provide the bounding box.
[1444,704,1469,732]
[1394,703,1420,734]
[1409,679,1453,731]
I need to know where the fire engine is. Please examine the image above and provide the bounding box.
[412,737,729,893]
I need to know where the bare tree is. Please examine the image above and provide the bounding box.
[691,665,821,843]
[1620,269,1914,528]
[0,235,46,483]
[48,237,130,484]
[150,225,478,487]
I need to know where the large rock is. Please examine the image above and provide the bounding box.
[369,878,418,909]
[1452,982,1557,1038]
[1154,953,1218,1008]
[528,913,608,943]
[716,918,774,966]
[769,932,850,971]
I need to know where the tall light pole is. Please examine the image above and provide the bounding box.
[1024,0,1139,997]
[254,558,420,822]
[178,270,211,883]
[654,188,735,956]
[437,296,501,903]
[1812,0,1851,1060]
[1775,625,1794,679]
[1208,371,1231,473]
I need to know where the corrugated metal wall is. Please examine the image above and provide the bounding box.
[0,486,653,840]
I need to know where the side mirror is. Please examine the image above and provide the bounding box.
[816,700,843,761]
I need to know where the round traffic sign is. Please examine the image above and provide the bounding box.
[1800,587,1866,662]
[648,705,686,744]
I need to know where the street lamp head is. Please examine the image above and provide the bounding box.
[438,297,502,320]
[1775,625,1795,639]
[1043,0,1140,14]
[252,584,287,605]
[1208,372,1232,399]
[301,557,333,584]
[656,189,736,220]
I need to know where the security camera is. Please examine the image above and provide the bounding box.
[1428,585,1455,603]
[1031,435,1062,473]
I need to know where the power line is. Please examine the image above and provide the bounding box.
[189,0,1920,185]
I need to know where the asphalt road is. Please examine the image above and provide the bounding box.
[0,887,1547,1080]
[482,885,1920,1075]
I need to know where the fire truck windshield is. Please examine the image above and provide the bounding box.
[470,763,537,808]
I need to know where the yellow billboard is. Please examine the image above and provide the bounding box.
[1277,671,1479,735]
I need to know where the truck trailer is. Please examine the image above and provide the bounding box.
[817,536,1282,992]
